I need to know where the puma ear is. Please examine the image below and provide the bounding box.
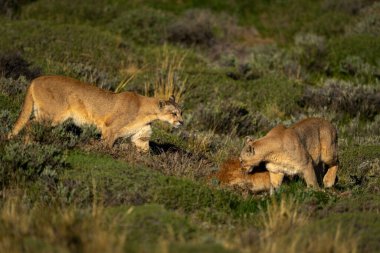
[159,100,165,109]
[169,95,175,103]
[248,145,255,154]
[245,136,253,143]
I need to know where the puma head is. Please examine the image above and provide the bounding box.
[158,95,183,128]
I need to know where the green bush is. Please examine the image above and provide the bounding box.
[167,9,216,47]
[0,76,29,96]
[327,34,380,79]
[0,52,41,80]
[62,62,119,90]
[243,75,303,118]
[339,55,379,81]
[21,0,119,25]
[0,141,67,188]
[322,0,373,15]
[28,120,100,149]
[190,100,271,136]
[301,11,353,37]
[299,79,380,120]
[293,33,327,73]
[0,20,129,77]
[347,3,380,36]
[0,0,35,18]
[108,7,173,45]
[339,145,380,192]
[0,109,17,137]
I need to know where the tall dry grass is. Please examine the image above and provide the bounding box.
[145,45,187,104]
[115,45,187,104]
[260,197,307,239]
[0,188,126,253]
[239,197,359,253]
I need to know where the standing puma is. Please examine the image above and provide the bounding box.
[8,75,183,151]
[239,118,338,193]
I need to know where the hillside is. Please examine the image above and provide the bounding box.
[0,0,380,252]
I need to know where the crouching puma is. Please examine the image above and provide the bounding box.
[8,75,183,152]
[239,118,338,193]
[210,157,271,193]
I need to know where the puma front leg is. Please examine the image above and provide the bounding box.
[131,125,152,152]
[101,129,116,148]
[303,162,319,188]
[269,172,284,195]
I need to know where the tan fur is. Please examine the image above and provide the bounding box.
[8,75,183,151]
[239,118,339,192]
[210,157,271,193]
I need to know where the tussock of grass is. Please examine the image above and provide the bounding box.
[0,190,126,253]
[146,46,187,103]
[259,197,307,239]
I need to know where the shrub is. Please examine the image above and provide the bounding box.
[0,141,67,188]
[0,20,129,76]
[21,0,119,25]
[108,7,173,45]
[63,62,119,90]
[0,52,41,80]
[0,0,35,18]
[167,9,216,47]
[226,62,261,81]
[293,33,327,73]
[322,0,373,15]
[339,55,379,81]
[0,76,30,114]
[339,145,380,192]
[346,2,380,36]
[242,75,303,118]
[0,109,17,137]
[327,34,380,78]
[299,79,380,120]
[190,101,271,136]
[301,11,353,37]
[0,75,29,96]
[28,120,100,149]
[243,44,302,80]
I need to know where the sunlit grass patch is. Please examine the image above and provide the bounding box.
[0,191,126,253]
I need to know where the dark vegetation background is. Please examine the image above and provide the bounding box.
[0,0,379,252]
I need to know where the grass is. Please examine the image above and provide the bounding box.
[0,0,379,252]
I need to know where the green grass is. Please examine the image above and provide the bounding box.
[64,151,263,217]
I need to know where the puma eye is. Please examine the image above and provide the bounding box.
[171,112,177,116]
